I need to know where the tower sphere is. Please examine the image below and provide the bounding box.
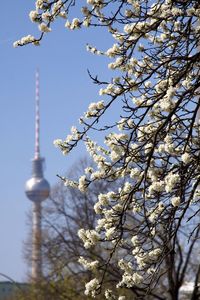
[25,176,50,202]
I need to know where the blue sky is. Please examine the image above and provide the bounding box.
[0,1,114,282]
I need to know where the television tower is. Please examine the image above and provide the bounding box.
[25,70,50,282]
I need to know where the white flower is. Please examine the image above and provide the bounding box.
[38,23,51,32]
[118,272,143,288]
[105,227,116,239]
[78,175,87,192]
[106,44,119,57]
[117,118,126,130]
[78,229,100,248]
[63,178,78,188]
[79,256,99,271]
[147,268,156,275]
[118,259,133,273]
[65,20,71,29]
[130,168,140,179]
[29,10,38,22]
[171,196,181,207]
[165,173,179,193]
[105,289,116,299]
[59,11,67,18]
[144,81,152,88]
[42,11,52,21]
[131,235,139,246]
[123,182,132,193]
[13,41,20,48]
[171,7,182,16]
[193,189,200,203]
[53,139,63,147]
[181,152,191,164]
[70,18,81,30]
[88,101,104,111]
[94,201,103,214]
[85,278,100,297]
[148,203,164,222]
[98,193,109,205]
[149,180,165,194]
[83,18,91,27]
[148,248,162,260]
[13,35,36,47]
[52,0,63,14]
[166,86,176,98]
[36,0,48,9]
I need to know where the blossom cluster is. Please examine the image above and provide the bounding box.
[78,228,100,249]
[78,256,99,271]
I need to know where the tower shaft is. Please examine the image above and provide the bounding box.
[32,202,42,282]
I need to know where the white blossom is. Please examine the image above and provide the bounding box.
[29,10,39,22]
[171,196,181,207]
[78,229,100,249]
[68,18,81,30]
[165,173,179,193]
[105,289,116,299]
[85,278,100,297]
[78,175,87,192]
[78,256,99,271]
[39,23,51,32]
[181,152,191,164]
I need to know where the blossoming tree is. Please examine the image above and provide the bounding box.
[17,0,200,299]
[40,159,135,299]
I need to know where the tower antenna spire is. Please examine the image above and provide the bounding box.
[35,69,40,159]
